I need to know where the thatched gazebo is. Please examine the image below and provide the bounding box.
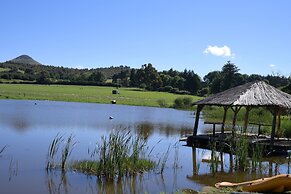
[193,81,291,146]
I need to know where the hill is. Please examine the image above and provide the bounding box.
[0,55,131,85]
[9,55,42,66]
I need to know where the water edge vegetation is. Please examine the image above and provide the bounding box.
[46,130,176,182]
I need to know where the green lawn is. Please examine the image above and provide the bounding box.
[0,84,202,107]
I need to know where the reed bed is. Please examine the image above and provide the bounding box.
[72,130,156,181]
[206,134,266,174]
[46,130,159,182]
[234,135,249,171]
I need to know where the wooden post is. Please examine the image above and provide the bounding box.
[270,107,278,148]
[229,153,233,173]
[269,161,273,176]
[221,106,228,134]
[277,109,282,137]
[220,152,224,172]
[231,106,241,137]
[212,123,216,137]
[243,107,251,133]
[193,105,204,136]
[192,147,197,175]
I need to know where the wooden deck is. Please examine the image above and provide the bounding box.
[183,133,291,156]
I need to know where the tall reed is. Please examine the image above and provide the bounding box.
[61,134,76,170]
[173,142,180,170]
[46,134,63,170]
[235,135,249,171]
[251,143,263,172]
[159,145,171,174]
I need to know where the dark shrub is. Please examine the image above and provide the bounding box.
[173,97,193,109]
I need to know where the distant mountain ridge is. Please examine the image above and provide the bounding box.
[9,55,42,66]
[1,55,131,81]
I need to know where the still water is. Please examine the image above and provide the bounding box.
[0,100,290,193]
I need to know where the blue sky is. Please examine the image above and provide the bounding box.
[1,0,290,78]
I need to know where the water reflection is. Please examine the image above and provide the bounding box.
[46,171,69,194]
[188,147,291,186]
[133,122,193,140]
[45,170,176,194]
[0,100,194,137]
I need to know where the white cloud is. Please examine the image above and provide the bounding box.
[269,64,276,68]
[203,45,232,57]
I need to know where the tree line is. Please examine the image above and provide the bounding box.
[0,60,290,95]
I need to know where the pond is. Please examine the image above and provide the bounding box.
[0,100,290,193]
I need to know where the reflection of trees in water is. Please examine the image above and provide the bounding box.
[134,122,154,140]
[133,122,193,139]
[11,117,29,132]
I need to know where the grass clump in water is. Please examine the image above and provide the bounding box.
[71,130,156,181]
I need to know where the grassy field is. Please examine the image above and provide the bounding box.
[0,83,202,107]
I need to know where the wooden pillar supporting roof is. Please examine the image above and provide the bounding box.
[231,106,241,137]
[193,104,204,136]
[270,107,279,148]
[221,106,229,134]
[243,107,252,133]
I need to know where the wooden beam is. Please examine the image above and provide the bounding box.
[193,104,204,136]
[221,106,229,134]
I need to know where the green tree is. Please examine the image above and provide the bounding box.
[182,69,201,94]
[88,71,106,83]
[136,63,162,90]
[37,71,50,84]
[204,71,221,85]
[221,61,240,91]
[112,70,130,86]
[129,69,138,87]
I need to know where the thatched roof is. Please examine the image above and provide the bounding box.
[195,81,291,108]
